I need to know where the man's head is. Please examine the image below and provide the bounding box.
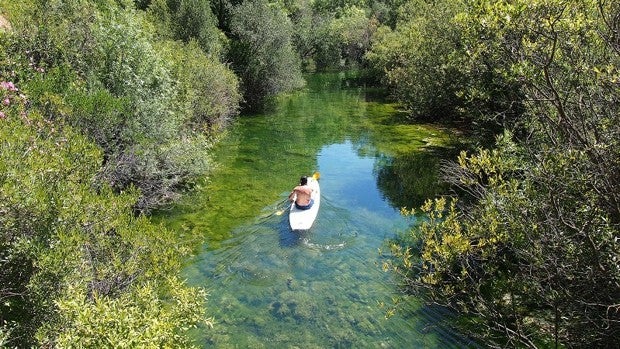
[300,176,308,185]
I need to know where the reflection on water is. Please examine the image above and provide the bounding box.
[161,73,474,347]
[182,142,474,348]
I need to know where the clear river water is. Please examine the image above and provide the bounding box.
[159,72,476,348]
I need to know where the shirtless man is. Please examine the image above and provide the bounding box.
[289,176,314,210]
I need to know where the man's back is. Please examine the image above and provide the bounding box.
[293,185,312,205]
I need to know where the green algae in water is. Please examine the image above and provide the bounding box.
[161,73,476,348]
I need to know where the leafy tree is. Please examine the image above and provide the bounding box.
[285,0,324,70]
[158,40,241,134]
[366,0,468,120]
[455,0,620,224]
[366,0,524,129]
[392,133,619,348]
[0,81,209,347]
[3,0,240,211]
[305,12,344,70]
[329,5,378,68]
[208,0,243,33]
[25,0,210,211]
[367,0,408,28]
[311,0,369,14]
[387,1,620,347]
[289,1,380,71]
[0,0,242,345]
[228,0,304,110]
[134,0,152,10]
[148,0,224,55]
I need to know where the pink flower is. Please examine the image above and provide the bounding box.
[0,81,17,91]
[0,111,5,119]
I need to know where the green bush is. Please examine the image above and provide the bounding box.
[329,5,377,67]
[229,0,304,110]
[2,0,240,211]
[0,81,208,347]
[147,0,224,56]
[50,279,209,348]
[366,0,468,120]
[289,2,380,71]
[158,40,241,135]
[0,1,232,345]
[387,1,620,347]
[366,0,523,127]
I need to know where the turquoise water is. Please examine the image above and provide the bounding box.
[162,73,473,347]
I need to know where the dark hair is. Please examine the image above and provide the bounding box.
[300,176,308,185]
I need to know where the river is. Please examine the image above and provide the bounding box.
[159,72,475,348]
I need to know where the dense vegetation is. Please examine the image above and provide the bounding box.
[1,0,617,347]
[0,0,390,346]
[0,0,234,345]
[374,0,620,348]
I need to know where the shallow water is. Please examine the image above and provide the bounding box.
[160,73,474,347]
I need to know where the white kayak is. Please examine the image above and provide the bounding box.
[289,176,321,230]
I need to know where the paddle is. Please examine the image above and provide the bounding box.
[275,172,320,216]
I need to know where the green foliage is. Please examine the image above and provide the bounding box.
[391,134,619,348]
[158,40,241,134]
[300,12,343,70]
[148,0,224,55]
[311,0,369,14]
[47,276,209,347]
[288,1,380,71]
[366,0,469,120]
[386,1,620,347]
[0,0,238,345]
[455,0,620,221]
[0,82,102,346]
[207,0,243,33]
[285,0,325,70]
[329,5,378,67]
[366,0,524,127]
[368,0,408,28]
[1,0,240,211]
[229,0,304,110]
[0,82,208,347]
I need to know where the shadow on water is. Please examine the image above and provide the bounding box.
[375,147,460,209]
[261,194,357,250]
